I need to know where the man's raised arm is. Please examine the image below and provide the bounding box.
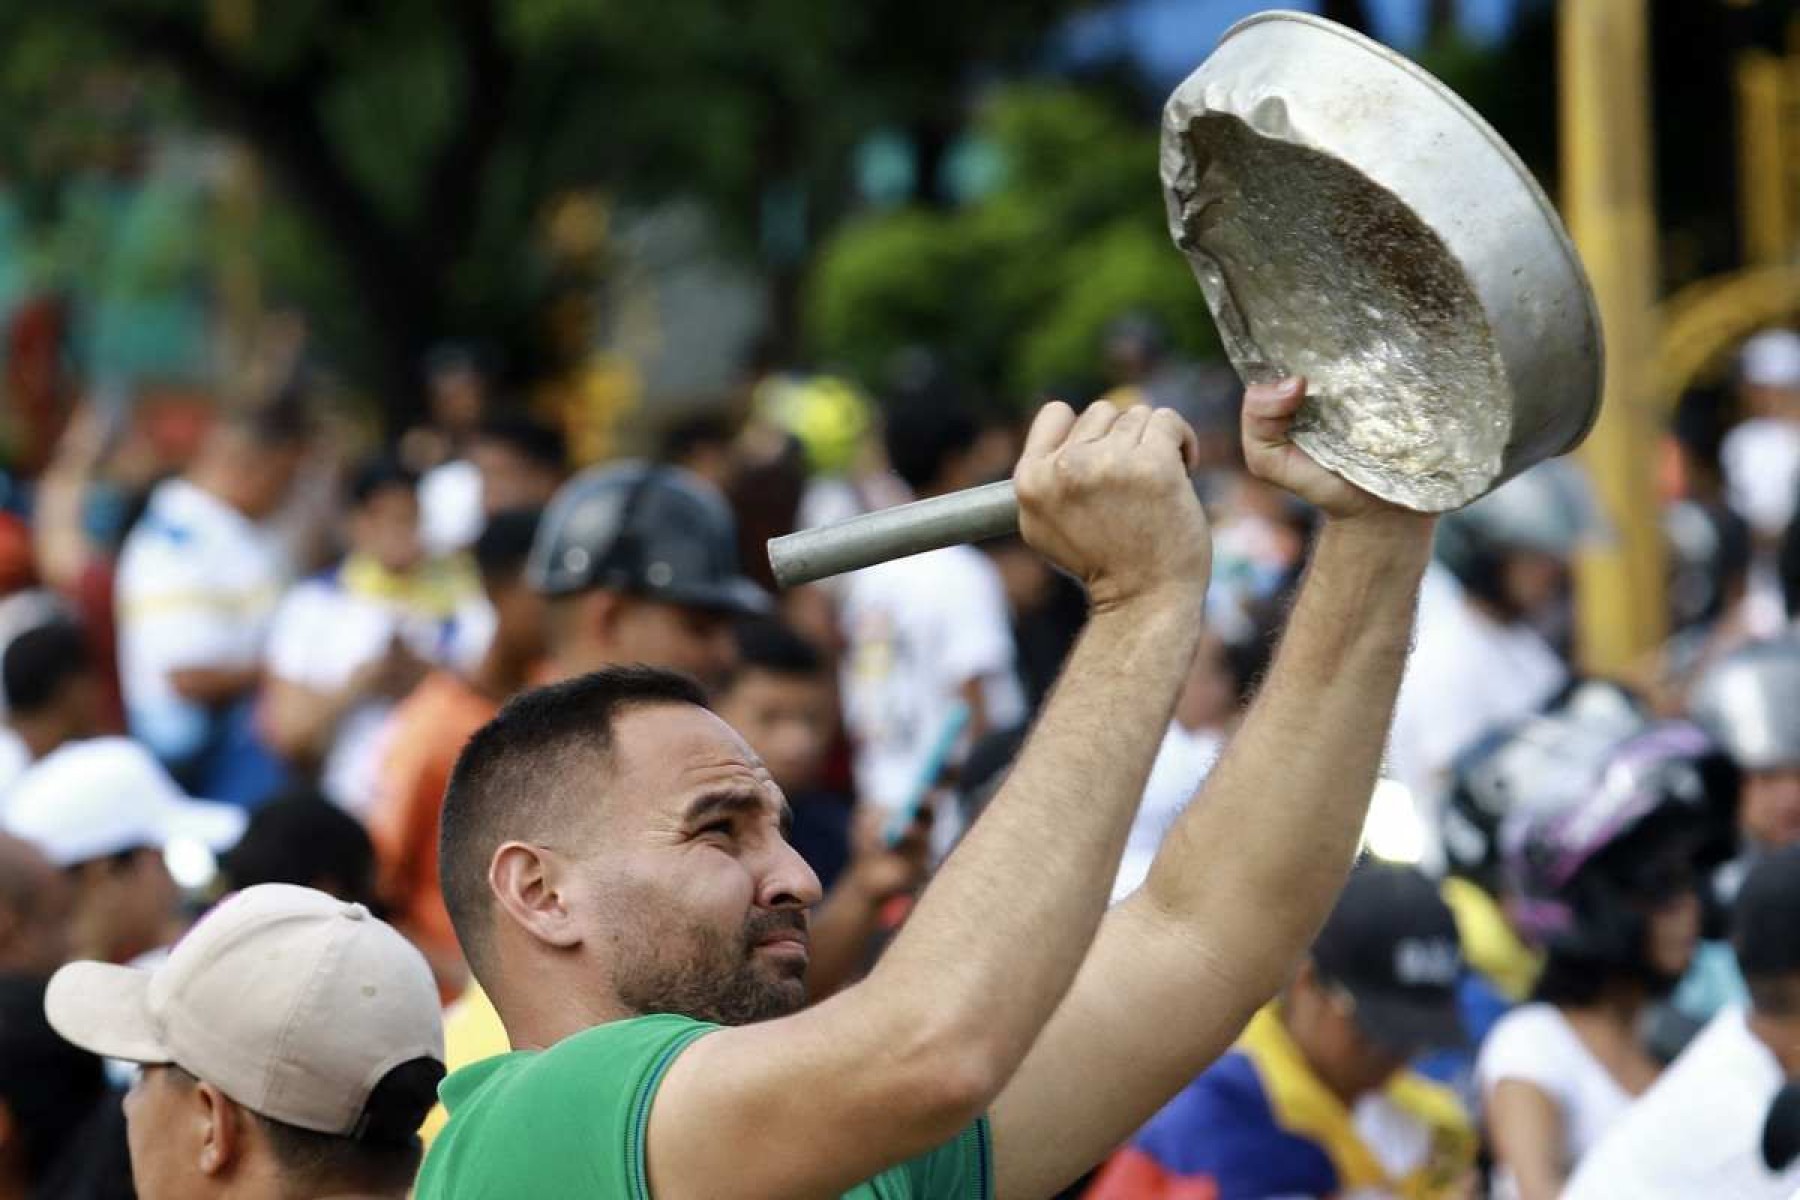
[648,401,1214,1198]
[988,377,1437,1199]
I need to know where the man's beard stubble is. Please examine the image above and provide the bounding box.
[613,906,810,1027]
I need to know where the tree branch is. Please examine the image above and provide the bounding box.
[421,0,514,268]
[80,3,443,422]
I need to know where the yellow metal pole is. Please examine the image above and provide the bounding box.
[1560,0,1666,676]
[1737,50,1790,266]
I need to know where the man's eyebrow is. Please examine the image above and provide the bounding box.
[683,789,794,834]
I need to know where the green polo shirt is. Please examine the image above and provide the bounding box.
[413,1013,992,1199]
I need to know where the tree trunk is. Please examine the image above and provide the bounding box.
[1320,0,1373,33]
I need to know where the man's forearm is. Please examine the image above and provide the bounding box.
[1136,512,1433,986]
[868,587,1204,1078]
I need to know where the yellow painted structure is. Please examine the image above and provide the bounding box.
[1560,0,1667,674]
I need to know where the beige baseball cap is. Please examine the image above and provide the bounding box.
[45,883,444,1137]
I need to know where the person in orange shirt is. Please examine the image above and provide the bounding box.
[366,508,546,997]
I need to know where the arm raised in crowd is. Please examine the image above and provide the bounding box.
[646,400,1212,1199]
[988,378,1437,1199]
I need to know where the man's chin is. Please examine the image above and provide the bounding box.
[748,972,808,1022]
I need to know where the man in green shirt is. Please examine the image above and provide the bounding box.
[416,380,1438,1199]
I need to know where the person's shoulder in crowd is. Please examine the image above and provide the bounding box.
[1089,1008,1474,1200]
[1475,1001,1583,1089]
[418,1013,715,1199]
[421,1007,992,1200]
[1564,1006,1800,1200]
[120,477,268,561]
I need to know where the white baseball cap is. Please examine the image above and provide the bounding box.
[2,737,246,868]
[46,883,445,1136]
[1742,329,1800,389]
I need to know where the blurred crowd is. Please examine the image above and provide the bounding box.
[0,315,1796,1198]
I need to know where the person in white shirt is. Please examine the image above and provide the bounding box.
[3,737,245,965]
[1477,724,1714,1200]
[1387,461,1600,873]
[1721,330,1800,636]
[415,343,496,555]
[839,389,1024,847]
[1113,629,1244,903]
[262,455,491,815]
[1721,330,1800,541]
[115,405,309,806]
[1691,637,1800,900]
[1564,843,1800,1200]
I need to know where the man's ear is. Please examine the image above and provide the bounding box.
[490,843,583,950]
[195,1082,243,1178]
[586,589,629,647]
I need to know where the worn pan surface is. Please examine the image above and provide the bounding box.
[1162,10,1603,511]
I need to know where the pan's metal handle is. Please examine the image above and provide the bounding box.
[768,479,1021,588]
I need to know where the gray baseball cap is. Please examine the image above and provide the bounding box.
[528,461,769,614]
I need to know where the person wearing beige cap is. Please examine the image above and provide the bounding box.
[45,883,446,1200]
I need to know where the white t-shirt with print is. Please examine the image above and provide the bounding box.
[1723,418,1800,539]
[1113,722,1224,904]
[1476,1002,1633,1195]
[115,479,291,762]
[421,458,484,555]
[1387,563,1567,874]
[1563,1006,1800,1200]
[839,545,1025,842]
[265,565,491,815]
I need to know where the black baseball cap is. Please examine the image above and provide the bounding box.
[1311,860,1466,1053]
[528,461,769,615]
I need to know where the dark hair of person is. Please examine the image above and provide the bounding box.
[472,507,543,582]
[1530,951,1610,1007]
[1530,810,1704,1007]
[235,398,314,449]
[2,619,90,715]
[0,977,106,1183]
[439,667,710,976]
[881,396,980,495]
[1735,845,1800,1017]
[730,618,823,683]
[169,1059,441,1194]
[475,414,567,474]
[345,453,420,510]
[656,411,737,467]
[219,788,378,909]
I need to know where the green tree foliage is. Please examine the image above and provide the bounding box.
[0,0,1092,426]
[807,85,1218,405]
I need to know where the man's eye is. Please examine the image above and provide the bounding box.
[697,820,734,839]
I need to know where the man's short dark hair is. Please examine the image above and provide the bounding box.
[657,411,736,466]
[1736,845,1800,1016]
[219,788,377,908]
[346,453,420,509]
[730,618,824,683]
[169,1059,438,1195]
[473,507,543,582]
[439,667,710,976]
[475,414,567,474]
[229,399,314,449]
[881,397,980,495]
[2,620,90,715]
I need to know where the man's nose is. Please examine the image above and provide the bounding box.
[759,839,824,910]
